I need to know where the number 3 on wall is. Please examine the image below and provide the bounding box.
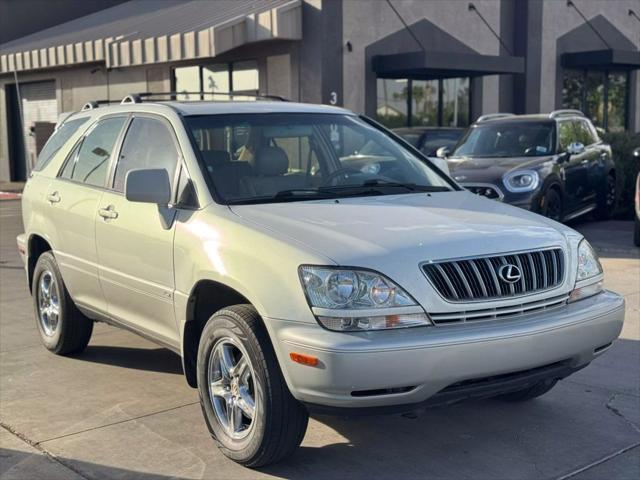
[329,91,338,105]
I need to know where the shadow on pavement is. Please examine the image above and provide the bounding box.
[77,345,183,375]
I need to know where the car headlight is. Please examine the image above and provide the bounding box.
[569,239,603,302]
[503,170,540,193]
[299,266,430,331]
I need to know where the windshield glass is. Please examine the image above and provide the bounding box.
[186,113,453,204]
[453,122,555,158]
[421,130,463,156]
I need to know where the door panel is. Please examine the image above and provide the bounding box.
[46,179,106,312]
[95,193,178,344]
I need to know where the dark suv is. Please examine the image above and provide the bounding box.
[439,111,616,222]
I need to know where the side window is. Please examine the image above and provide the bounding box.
[34,117,89,171]
[557,121,575,152]
[577,120,597,145]
[113,117,180,193]
[59,116,126,187]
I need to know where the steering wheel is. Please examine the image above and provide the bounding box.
[322,167,362,186]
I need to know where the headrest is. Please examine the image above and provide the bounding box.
[202,150,231,170]
[254,146,288,176]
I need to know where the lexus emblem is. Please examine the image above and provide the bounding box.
[498,264,522,283]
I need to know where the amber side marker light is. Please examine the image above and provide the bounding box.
[290,352,319,367]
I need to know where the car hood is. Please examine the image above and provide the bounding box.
[448,155,553,183]
[229,191,575,266]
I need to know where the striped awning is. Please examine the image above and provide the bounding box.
[0,0,302,74]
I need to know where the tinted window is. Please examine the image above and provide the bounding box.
[60,117,126,186]
[34,117,89,171]
[576,120,597,145]
[454,122,554,158]
[113,117,180,193]
[422,130,463,156]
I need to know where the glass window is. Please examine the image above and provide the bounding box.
[203,64,230,100]
[34,117,89,171]
[607,72,627,132]
[557,121,575,152]
[454,121,555,158]
[113,117,180,193]
[442,78,470,127]
[585,70,605,128]
[562,69,629,131]
[376,79,408,128]
[186,113,452,204]
[174,66,200,100]
[232,60,259,94]
[411,80,439,127]
[60,117,126,187]
[575,120,597,146]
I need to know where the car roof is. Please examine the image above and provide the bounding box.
[473,115,559,126]
[72,100,353,118]
[393,127,464,133]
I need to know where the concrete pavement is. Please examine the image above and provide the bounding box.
[1,199,638,479]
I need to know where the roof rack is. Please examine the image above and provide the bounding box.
[81,100,113,111]
[476,113,515,123]
[120,91,289,104]
[549,109,584,119]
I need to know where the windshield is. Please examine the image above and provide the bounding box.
[453,122,555,158]
[186,113,453,204]
[421,130,463,156]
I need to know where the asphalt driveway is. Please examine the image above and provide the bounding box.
[1,199,638,480]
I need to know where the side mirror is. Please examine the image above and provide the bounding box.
[431,157,450,176]
[436,146,451,159]
[125,168,172,205]
[566,142,585,156]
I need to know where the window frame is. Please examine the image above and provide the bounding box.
[108,112,193,208]
[171,60,260,100]
[376,76,472,129]
[56,114,129,190]
[561,68,630,131]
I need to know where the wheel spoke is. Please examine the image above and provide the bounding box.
[219,344,235,380]
[209,380,227,399]
[233,355,248,379]
[236,387,255,419]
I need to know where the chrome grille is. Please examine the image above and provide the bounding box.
[422,248,565,302]
[429,294,569,325]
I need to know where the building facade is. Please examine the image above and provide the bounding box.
[1,0,638,182]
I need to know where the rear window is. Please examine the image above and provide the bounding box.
[32,117,89,172]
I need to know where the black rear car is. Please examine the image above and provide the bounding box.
[443,111,616,222]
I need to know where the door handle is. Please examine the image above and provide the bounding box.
[580,159,590,165]
[98,205,118,220]
[47,192,60,204]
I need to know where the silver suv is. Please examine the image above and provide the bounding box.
[17,96,624,467]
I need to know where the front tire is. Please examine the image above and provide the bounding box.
[32,251,93,355]
[540,187,563,222]
[197,305,308,467]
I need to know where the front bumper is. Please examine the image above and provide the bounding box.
[267,291,624,411]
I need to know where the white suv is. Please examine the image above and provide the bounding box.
[17,97,624,467]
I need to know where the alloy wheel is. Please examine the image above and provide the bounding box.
[207,338,258,440]
[37,270,60,336]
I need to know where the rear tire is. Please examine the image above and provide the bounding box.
[32,251,93,355]
[594,173,615,220]
[497,380,557,402]
[197,304,308,467]
[540,187,563,222]
[634,215,640,247]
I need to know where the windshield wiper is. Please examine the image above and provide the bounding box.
[323,180,450,193]
[272,189,338,200]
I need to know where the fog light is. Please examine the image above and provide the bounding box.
[568,281,603,303]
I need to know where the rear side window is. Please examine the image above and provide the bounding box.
[60,117,127,187]
[576,120,598,146]
[112,117,180,193]
[33,117,89,172]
